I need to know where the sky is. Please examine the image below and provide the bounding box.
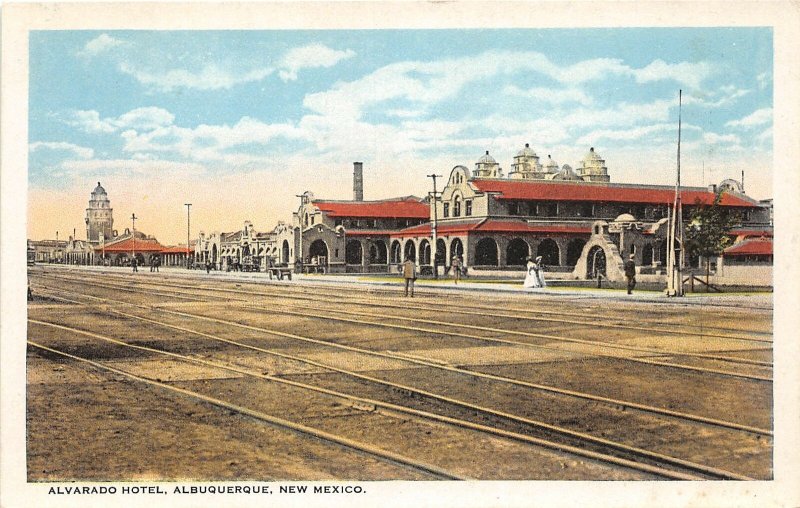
[28,28,773,245]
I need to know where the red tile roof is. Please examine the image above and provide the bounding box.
[471,179,759,208]
[161,245,192,254]
[344,230,399,237]
[729,229,773,238]
[95,238,164,253]
[723,238,773,256]
[392,219,590,238]
[314,197,429,219]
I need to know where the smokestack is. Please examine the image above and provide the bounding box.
[353,162,363,201]
[741,170,745,194]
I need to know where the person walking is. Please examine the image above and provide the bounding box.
[149,257,155,272]
[206,259,212,274]
[624,254,637,294]
[155,256,160,272]
[523,256,546,290]
[402,257,417,297]
[451,255,462,284]
[131,257,138,273]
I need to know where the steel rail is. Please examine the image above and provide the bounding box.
[30,282,774,436]
[29,326,702,481]
[28,320,753,480]
[30,275,773,374]
[26,338,466,481]
[32,268,773,338]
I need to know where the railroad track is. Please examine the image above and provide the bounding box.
[30,282,772,479]
[33,267,773,339]
[28,318,752,481]
[30,274,774,381]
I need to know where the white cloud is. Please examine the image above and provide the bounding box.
[683,85,749,108]
[78,34,123,58]
[67,107,175,134]
[29,141,94,159]
[118,63,273,92]
[633,59,714,90]
[575,124,677,146]
[703,132,741,145]
[725,108,772,128]
[504,85,592,105]
[278,44,356,82]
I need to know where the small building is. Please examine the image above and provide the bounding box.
[293,163,430,273]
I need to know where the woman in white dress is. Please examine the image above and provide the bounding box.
[522,257,541,289]
[523,256,546,289]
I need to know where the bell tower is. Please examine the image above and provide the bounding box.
[85,182,114,243]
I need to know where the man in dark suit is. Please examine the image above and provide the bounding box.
[624,254,636,294]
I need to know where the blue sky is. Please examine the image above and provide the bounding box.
[28,28,773,244]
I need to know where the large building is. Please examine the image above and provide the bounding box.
[292,163,430,273]
[387,146,771,282]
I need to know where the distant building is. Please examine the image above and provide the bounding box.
[28,239,67,263]
[85,182,115,244]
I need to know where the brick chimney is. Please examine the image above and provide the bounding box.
[353,162,363,201]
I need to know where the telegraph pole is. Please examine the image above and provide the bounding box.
[185,203,192,269]
[296,194,306,273]
[427,174,443,279]
[131,213,137,266]
[667,90,685,297]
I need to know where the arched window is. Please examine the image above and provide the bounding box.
[419,240,431,264]
[475,238,499,266]
[453,196,462,217]
[390,240,402,264]
[345,240,362,265]
[506,238,529,266]
[404,240,416,262]
[304,213,309,226]
[537,238,560,266]
[371,240,388,264]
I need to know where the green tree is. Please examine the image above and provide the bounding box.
[684,191,741,290]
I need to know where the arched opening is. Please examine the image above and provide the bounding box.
[419,240,431,265]
[282,240,290,264]
[345,240,363,265]
[658,240,668,266]
[566,238,587,267]
[309,240,328,265]
[537,238,560,266]
[587,245,606,278]
[134,253,145,266]
[642,243,654,266]
[390,240,402,264]
[211,244,218,264]
[242,244,251,257]
[506,238,529,266]
[475,238,499,266]
[453,196,462,217]
[450,238,464,262]
[435,239,447,265]
[371,240,387,264]
[404,240,416,262]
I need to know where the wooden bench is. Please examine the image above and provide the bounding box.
[267,267,293,280]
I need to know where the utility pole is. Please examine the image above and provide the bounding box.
[185,203,192,269]
[667,90,684,297]
[296,194,306,273]
[131,213,137,266]
[427,174,443,279]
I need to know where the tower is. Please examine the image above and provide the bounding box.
[578,147,611,183]
[353,162,364,201]
[85,182,114,243]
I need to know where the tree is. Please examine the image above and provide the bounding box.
[684,191,741,290]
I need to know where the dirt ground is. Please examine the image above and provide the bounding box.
[25,267,773,481]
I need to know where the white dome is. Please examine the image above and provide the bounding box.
[516,143,538,158]
[477,150,497,164]
[614,213,636,222]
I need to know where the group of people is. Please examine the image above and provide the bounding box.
[401,252,637,295]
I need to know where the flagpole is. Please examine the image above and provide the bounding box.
[667,89,684,297]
